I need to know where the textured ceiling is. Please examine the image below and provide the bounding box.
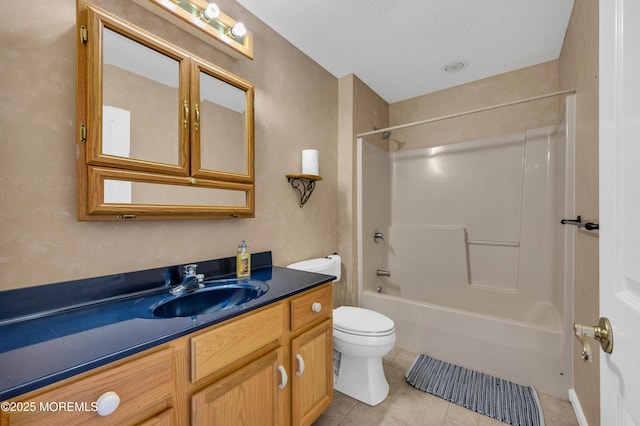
[235,0,575,103]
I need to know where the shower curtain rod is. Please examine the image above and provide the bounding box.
[356,88,576,138]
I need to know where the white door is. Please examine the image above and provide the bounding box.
[600,0,640,424]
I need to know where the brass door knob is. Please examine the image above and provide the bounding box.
[574,317,613,362]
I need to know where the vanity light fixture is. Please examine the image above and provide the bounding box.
[201,3,220,21]
[132,0,254,60]
[229,22,247,38]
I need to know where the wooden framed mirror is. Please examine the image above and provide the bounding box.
[95,24,189,175]
[191,58,254,183]
[76,1,255,220]
[87,167,254,219]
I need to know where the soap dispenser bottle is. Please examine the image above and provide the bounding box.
[236,240,251,278]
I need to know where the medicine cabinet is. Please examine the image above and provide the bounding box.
[76,1,255,220]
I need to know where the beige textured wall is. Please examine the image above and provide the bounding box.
[335,75,388,307]
[390,60,561,150]
[354,78,390,152]
[336,75,355,307]
[559,0,600,424]
[0,0,338,290]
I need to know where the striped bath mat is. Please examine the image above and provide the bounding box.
[406,354,544,426]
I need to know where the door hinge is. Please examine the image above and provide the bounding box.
[80,26,88,44]
[80,124,87,143]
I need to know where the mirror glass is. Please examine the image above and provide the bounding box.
[199,70,248,175]
[102,28,180,166]
[103,179,247,207]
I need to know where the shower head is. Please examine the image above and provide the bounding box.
[373,127,392,140]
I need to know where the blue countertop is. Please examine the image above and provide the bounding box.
[0,252,334,401]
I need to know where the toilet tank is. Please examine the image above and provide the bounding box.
[286,255,341,282]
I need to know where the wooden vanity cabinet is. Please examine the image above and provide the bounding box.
[1,283,333,426]
[188,283,333,426]
[0,347,176,426]
[188,303,287,425]
[291,320,333,425]
[191,348,286,425]
[289,285,334,426]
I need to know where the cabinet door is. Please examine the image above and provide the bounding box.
[291,320,333,426]
[1,348,174,426]
[86,6,191,176]
[191,349,286,426]
[190,58,255,183]
[135,408,175,426]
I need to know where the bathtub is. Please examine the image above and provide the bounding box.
[357,96,576,399]
[361,290,571,398]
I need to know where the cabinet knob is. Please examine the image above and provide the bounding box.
[278,365,288,389]
[311,302,322,313]
[96,391,120,416]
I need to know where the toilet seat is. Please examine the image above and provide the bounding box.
[333,306,395,337]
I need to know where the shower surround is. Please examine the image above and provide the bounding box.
[357,96,575,398]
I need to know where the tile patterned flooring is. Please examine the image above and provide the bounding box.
[314,348,579,426]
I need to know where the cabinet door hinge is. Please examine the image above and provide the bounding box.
[80,124,87,143]
[80,26,88,44]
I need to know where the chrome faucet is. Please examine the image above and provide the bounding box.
[170,264,205,295]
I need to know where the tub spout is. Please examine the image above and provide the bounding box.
[376,269,391,277]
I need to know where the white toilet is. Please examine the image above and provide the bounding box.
[287,255,396,406]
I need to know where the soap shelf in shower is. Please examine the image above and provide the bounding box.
[286,174,322,207]
[561,215,599,230]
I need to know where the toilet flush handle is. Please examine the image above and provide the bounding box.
[312,302,322,313]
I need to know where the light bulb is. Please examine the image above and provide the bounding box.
[202,3,220,21]
[231,22,247,37]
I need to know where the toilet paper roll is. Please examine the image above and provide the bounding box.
[302,149,319,175]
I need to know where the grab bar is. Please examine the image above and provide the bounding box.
[466,240,519,247]
[561,215,599,231]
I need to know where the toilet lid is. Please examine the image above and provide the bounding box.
[333,306,395,335]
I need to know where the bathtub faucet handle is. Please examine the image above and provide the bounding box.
[376,269,391,277]
[373,231,385,243]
